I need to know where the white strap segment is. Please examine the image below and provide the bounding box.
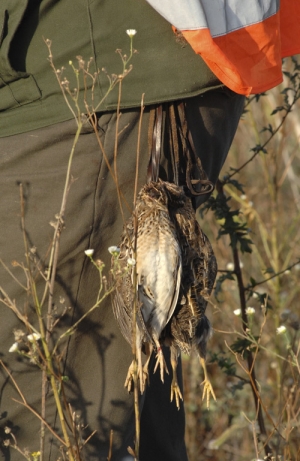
[146,0,279,37]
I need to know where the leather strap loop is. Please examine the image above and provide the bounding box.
[176,102,214,196]
[147,101,214,196]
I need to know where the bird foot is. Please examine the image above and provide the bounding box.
[201,378,216,409]
[153,347,169,382]
[170,380,183,409]
[124,361,148,394]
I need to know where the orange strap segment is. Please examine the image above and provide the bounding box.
[181,1,300,95]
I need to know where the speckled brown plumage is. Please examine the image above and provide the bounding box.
[112,179,182,393]
[165,189,218,408]
[112,179,217,407]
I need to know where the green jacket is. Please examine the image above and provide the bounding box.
[0,0,221,137]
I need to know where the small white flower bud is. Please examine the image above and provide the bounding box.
[127,257,136,266]
[226,262,234,271]
[276,325,287,335]
[126,29,137,37]
[27,333,41,342]
[84,249,94,257]
[246,307,255,315]
[233,309,241,316]
[9,342,19,353]
[108,246,120,255]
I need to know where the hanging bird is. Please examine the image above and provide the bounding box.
[163,186,218,409]
[112,179,182,394]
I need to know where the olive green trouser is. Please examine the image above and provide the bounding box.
[0,88,244,461]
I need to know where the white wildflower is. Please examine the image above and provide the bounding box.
[84,249,94,257]
[276,325,287,335]
[127,257,136,266]
[27,333,41,342]
[126,29,137,38]
[246,307,255,315]
[240,194,247,200]
[226,262,234,271]
[108,246,120,255]
[9,342,19,353]
[233,309,241,316]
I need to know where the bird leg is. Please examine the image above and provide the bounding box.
[125,341,154,394]
[199,356,216,409]
[141,342,153,387]
[153,339,169,383]
[170,346,183,409]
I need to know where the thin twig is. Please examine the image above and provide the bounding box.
[107,430,114,461]
[132,96,145,461]
[223,89,299,181]
[232,245,273,457]
[0,360,66,446]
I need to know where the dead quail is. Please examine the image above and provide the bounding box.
[163,184,218,409]
[112,179,182,393]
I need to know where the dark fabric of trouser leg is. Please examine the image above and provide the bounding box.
[185,87,245,207]
[0,88,244,461]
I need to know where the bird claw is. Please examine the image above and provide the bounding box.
[143,362,151,387]
[201,379,216,409]
[153,348,169,382]
[124,364,135,393]
[170,381,183,409]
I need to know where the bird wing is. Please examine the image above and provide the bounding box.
[112,253,134,346]
[193,223,218,303]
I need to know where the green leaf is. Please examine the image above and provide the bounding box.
[249,277,257,286]
[270,106,285,115]
[210,352,237,376]
[264,267,275,274]
[239,236,253,254]
[230,337,259,356]
[230,380,247,395]
[214,272,235,300]
[226,178,245,193]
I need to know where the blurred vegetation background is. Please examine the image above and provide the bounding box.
[183,56,300,461]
